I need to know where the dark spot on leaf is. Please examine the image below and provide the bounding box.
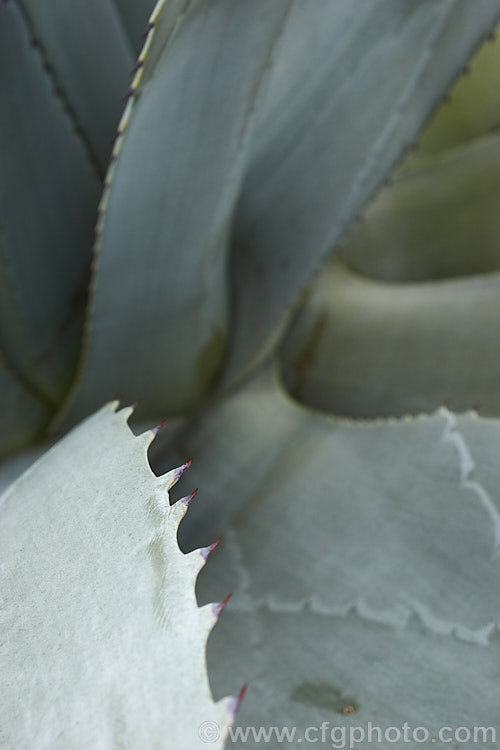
[290,681,359,714]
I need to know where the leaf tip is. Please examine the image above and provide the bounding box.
[200,536,221,562]
[228,684,248,720]
[180,488,198,507]
[151,418,167,436]
[163,458,193,489]
[213,593,231,619]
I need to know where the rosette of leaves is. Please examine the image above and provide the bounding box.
[1,1,500,747]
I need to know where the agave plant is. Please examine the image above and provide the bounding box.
[1,0,500,747]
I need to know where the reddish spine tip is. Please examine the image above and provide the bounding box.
[229,683,248,720]
[176,457,193,477]
[164,458,194,488]
[201,536,222,561]
[181,488,198,507]
[213,593,231,618]
[151,418,167,436]
[237,683,248,708]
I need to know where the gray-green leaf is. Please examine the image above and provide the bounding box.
[58,0,500,428]
[153,365,500,746]
[0,403,237,749]
[0,2,100,405]
[279,260,500,418]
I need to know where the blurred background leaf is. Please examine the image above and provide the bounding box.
[152,364,500,745]
[279,259,500,418]
[280,18,500,420]
[223,0,500,389]
[0,357,50,457]
[56,0,500,428]
[0,2,100,420]
[57,0,291,427]
[18,0,133,170]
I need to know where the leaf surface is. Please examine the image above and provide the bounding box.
[279,260,500,418]
[152,365,500,744]
[0,403,237,749]
[18,0,133,169]
[402,24,500,164]
[60,0,500,426]
[59,0,290,426]
[338,134,500,282]
[222,0,500,385]
[0,2,100,402]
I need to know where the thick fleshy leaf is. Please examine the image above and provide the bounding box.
[0,2,100,402]
[58,0,291,427]
[59,0,500,428]
[151,366,500,745]
[402,24,500,165]
[17,0,133,170]
[279,261,500,418]
[222,0,500,386]
[338,134,500,282]
[0,403,238,749]
[336,25,500,286]
[0,358,49,458]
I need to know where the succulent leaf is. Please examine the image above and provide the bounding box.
[338,25,500,285]
[17,0,134,170]
[0,403,236,749]
[57,0,500,428]
[1,3,499,742]
[402,23,500,164]
[57,0,291,427]
[338,133,500,282]
[0,2,100,405]
[152,365,500,742]
[279,260,500,418]
[221,0,500,388]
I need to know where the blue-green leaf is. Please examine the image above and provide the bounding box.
[17,0,133,169]
[154,365,500,745]
[0,2,100,403]
[280,260,500,418]
[222,0,500,386]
